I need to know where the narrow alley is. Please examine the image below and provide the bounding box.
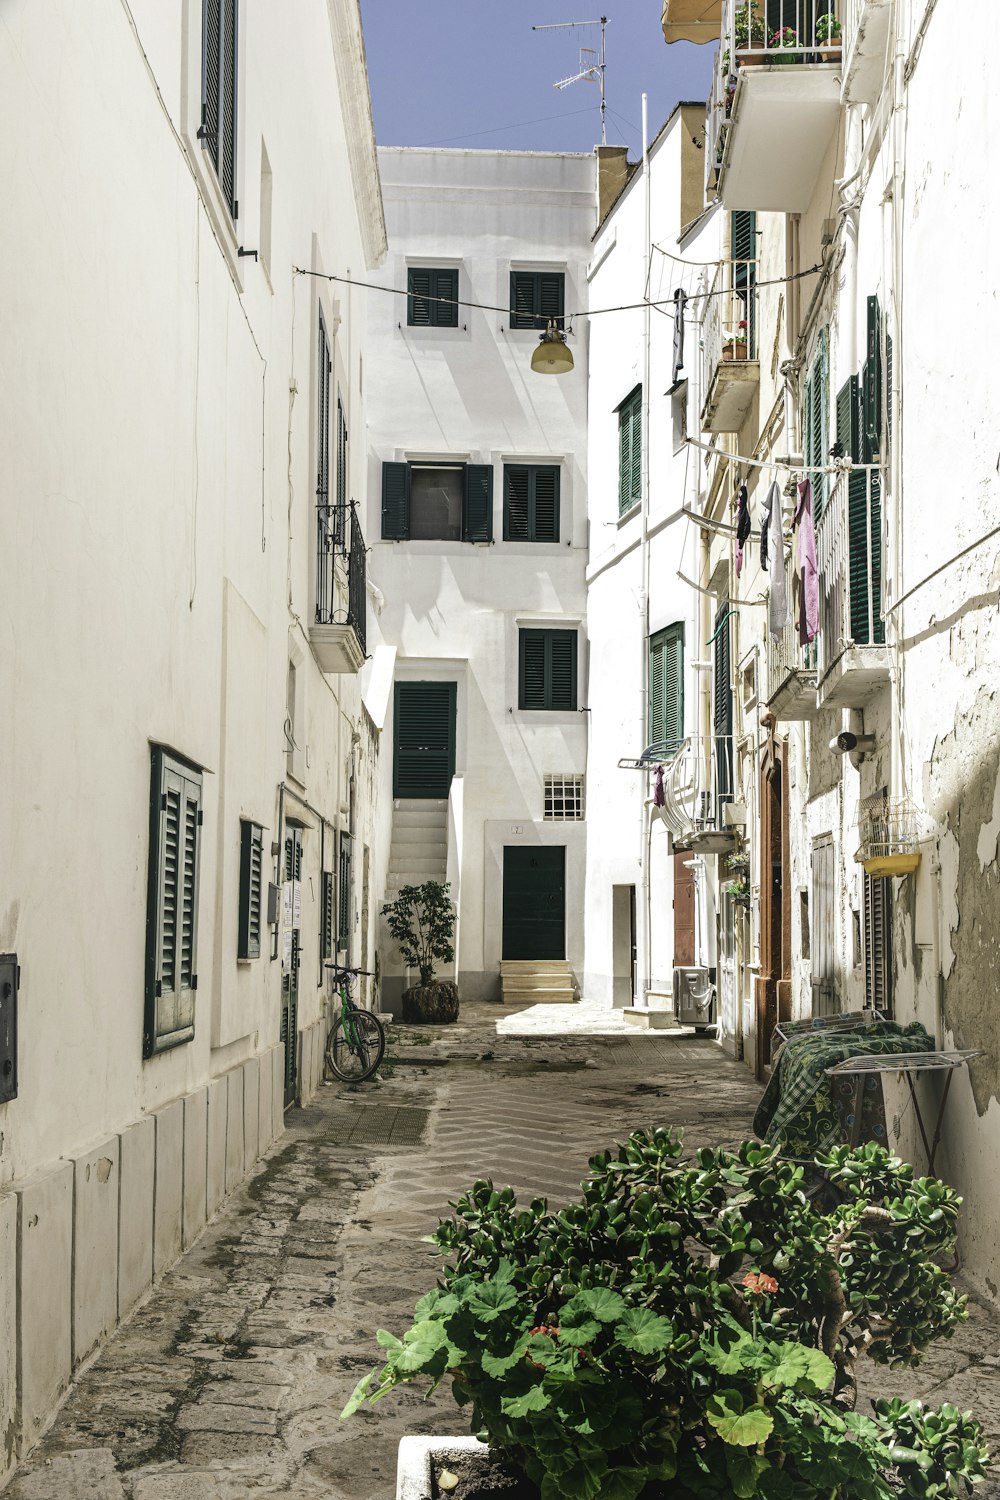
[7,1010,1000,1500]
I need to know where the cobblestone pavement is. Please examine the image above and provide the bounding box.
[8,1003,1000,1499]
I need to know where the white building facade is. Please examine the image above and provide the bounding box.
[365,148,596,1010]
[0,0,385,1471]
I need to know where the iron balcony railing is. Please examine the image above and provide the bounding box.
[815,465,884,681]
[315,499,367,654]
[700,256,758,394]
[765,620,816,701]
[707,0,843,189]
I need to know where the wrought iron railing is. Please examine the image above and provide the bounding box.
[765,620,816,701]
[656,736,735,842]
[315,499,366,653]
[700,257,758,400]
[816,466,884,681]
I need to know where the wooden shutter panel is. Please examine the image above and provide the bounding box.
[504,466,530,540]
[713,605,733,815]
[662,624,684,746]
[219,0,238,218]
[863,296,882,459]
[317,319,330,502]
[202,0,222,175]
[730,210,756,262]
[338,834,352,951]
[510,272,535,329]
[462,464,493,542]
[648,633,665,743]
[381,462,410,539]
[538,273,565,327]
[519,630,547,709]
[532,467,559,541]
[618,404,631,515]
[548,631,577,710]
[145,750,201,1058]
[630,394,642,503]
[836,375,861,461]
[408,268,432,326]
[864,871,893,1014]
[238,821,263,960]
[432,268,459,328]
[322,870,334,960]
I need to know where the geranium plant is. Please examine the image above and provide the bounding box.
[770,25,799,49]
[816,12,843,44]
[733,0,765,51]
[343,1131,988,1500]
[723,318,749,350]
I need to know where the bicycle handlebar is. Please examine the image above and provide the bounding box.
[325,963,374,978]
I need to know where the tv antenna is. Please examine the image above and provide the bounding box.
[532,15,608,145]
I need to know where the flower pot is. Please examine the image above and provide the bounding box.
[722,342,748,362]
[396,1436,491,1500]
[816,43,842,62]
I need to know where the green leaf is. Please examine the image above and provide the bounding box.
[558,1319,600,1347]
[394,1319,448,1373]
[706,1393,775,1447]
[501,1384,551,1417]
[615,1308,674,1355]
[413,1289,459,1320]
[464,1279,519,1322]
[599,1469,648,1500]
[703,1325,753,1375]
[339,1369,375,1420]
[375,1329,402,1349]
[481,1347,526,1377]
[572,1288,628,1323]
[726,1448,771,1498]
[761,1341,835,1393]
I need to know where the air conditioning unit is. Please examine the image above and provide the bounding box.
[672,966,716,1032]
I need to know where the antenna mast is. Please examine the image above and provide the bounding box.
[532,15,608,146]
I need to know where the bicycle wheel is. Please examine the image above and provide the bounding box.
[325,1010,386,1082]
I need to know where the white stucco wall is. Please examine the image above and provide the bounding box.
[366,148,595,1001]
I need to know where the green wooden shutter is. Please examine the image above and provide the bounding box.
[730,210,756,261]
[538,273,565,327]
[510,272,536,329]
[504,466,530,540]
[510,271,564,329]
[805,336,828,519]
[532,467,560,541]
[337,834,352,951]
[321,870,334,960]
[548,631,577,710]
[220,0,238,218]
[649,624,683,747]
[381,461,410,539]
[863,296,882,460]
[630,395,642,503]
[618,388,642,515]
[201,0,238,218]
[407,268,433,326]
[238,820,263,960]
[201,0,221,177]
[317,317,330,505]
[462,464,493,542]
[713,604,733,816]
[393,682,457,797]
[432,268,459,328]
[145,749,201,1058]
[519,630,547,709]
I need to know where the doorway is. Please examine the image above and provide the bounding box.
[502,847,565,960]
[280,828,302,1109]
[393,681,457,798]
[611,884,636,1008]
[673,850,695,966]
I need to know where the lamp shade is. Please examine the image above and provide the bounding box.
[530,321,574,375]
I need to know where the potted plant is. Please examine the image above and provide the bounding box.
[815,11,843,59]
[733,0,765,62]
[382,879,459,1023]
[769,25,800,60]
[724,876,751,910]
[343,1130,989,1500]
[722,319,749,360]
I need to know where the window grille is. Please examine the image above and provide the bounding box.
[544,774,585,821]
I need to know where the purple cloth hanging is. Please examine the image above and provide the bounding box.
[653,764,665,807]
[793,478,819,645]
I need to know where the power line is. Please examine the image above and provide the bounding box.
[414,104,597,148]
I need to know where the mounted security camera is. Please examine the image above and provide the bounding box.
[830,731,876,754]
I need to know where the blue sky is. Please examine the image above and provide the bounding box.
[358,2,715,157]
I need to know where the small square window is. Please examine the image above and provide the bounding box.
[407,267,459,328]
[519,629,577,711]
[510,271,565,330]
[544,774,585,821]
[504,465,560,542]
[410,466,464,541]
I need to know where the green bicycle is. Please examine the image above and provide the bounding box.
[324,964,386,1082]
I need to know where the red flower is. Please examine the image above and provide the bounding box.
[742,1272,778,1296]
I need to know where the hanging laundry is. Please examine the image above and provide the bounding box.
[793,477,819,645]
[763,480,790,637]
[672,289,688,387]
[735,484,751,577]
[653,764,665,808]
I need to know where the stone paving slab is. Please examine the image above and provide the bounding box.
[6,1009,1000,1499]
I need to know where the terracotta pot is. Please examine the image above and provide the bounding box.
[722,342,748,362]
[817,43,842,62]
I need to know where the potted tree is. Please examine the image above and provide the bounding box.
[382,879,459,1023]
[815,11,843,61]
[344,1130,989,1500]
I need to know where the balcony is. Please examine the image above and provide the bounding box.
[309,501,367,674]
[707,0,843,212]
[765,622,818,719]
[815,465,889,706]
[701,257,759,433]
[840,0,891,103]
[653,736,737,853]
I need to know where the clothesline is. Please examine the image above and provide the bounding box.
[683,433,883,474]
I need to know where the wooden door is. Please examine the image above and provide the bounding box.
[673,851,695,967]
[502,847,565,960]
[280,829,302,1108]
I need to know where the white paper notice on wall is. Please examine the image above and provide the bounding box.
[293,881,303,926]
[282,929,293,974]
[282,883,294,929]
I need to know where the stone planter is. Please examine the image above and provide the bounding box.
[396,1436,495,1500]
[401,979,460,1024]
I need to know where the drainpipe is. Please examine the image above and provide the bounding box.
[837,104,862,385]
[639,91,653,1006]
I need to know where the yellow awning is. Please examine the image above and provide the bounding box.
[661,0,723,44]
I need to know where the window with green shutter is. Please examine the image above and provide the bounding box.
[381,462,493,542]
[509,271,565,330]
[144,748,203,1059]
[199,0,239,220]
[237,820,264,960]
[503,465,560,542]
[618,386,642,516]
[407,267,459,328]
[337,833,352,951]
[803,332,829,519]
[648,623,684,747]
[712,603,733,819]
[321,869,334,961]
[519,629,578,711]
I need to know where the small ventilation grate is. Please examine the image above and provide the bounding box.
[544,773,585,821]
[325,1103,429,1146]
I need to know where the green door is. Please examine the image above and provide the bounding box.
[502,846,566,960]
[280,829,302,1108]
[393,682,457,798]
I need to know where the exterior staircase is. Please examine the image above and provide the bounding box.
[385,799,448,894]
[500,959,577,1006]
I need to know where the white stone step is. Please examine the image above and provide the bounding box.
[393,801,448,826]
[392,825,448,846]
[502,985,577,1004]
[500,960,574,974]
[388,854,448,876]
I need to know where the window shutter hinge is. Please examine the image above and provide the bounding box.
[233,199,239,220]
[192,974,199,991]
[160,793,167,810]
[155,979,162,998]
[197,810,204,826]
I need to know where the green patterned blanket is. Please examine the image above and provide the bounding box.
[753,1022,933,1156]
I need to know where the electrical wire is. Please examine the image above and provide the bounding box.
[292,262,824,324]
[415,104,599,148]
[682,432,882,474]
